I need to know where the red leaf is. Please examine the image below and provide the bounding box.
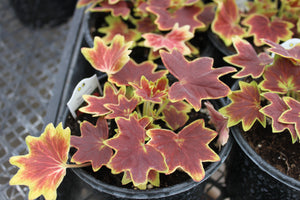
[204,101,229,147]
[162,105,189,130]
[279,97,300,142]
[108,59,167,86]
[136,16,158,33]
[80,82,126,116]
[76,0,98,8]
[219,81,266,131]
[211,0,246,46]
[104,95,140,119]
[264,39,300,64]
[9,123,70,200]
[98,16,141,44]
[242,14,294,46]
[132,76,168,103]
[90,0,131,19]
[81,35,132,75]
[147,119,220,182]
[105,115,168,187]
[160,49,236,111]
[197,2,216,27]
[122,170,160,189]
[143,23,193,55]
[224,37,273,79]
[71,118,113,171]
[260,93,298,143]
[147,4,204,32]
[259,56,300,94]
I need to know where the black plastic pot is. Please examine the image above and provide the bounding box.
[224,80,300,200]
[10,0,76,28]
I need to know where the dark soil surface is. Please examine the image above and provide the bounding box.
[243,122,300,181]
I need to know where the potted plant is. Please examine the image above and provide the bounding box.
[209,0,300,56]
[218,36,300,199]
[8,32,235,200]
[77,0,218,59]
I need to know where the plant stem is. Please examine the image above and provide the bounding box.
[155,99,170,117]
[66,163,91,169]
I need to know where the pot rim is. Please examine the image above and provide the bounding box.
[228,80,300,191]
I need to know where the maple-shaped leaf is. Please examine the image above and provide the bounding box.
[98,16,141,44]
[143,23,193,55]
[90,0,131,19]
[260,93,298,143]
[108,59,167,86]
[259,56,300,94]
[219,81,266,131]
[9,123,70,200]
[224,37,273,79]
[204,101,229,147]
[211,0,246,46]
[147,4,204,32]
[197,2,216,27]
[263,39,300,64]
[81,35,132,75]
[147,119,220,182]
[242,14,294,46]
[131,76,169,103]
[162,100,192,130]
[105,115,168,187]
[104,95,140,119]
[279,97,300,142]
[160,49,236,111]
[80,82,126,116]
[71,118,113,171]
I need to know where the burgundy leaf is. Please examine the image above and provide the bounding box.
[71,118,113,171]
[160,49,236,111]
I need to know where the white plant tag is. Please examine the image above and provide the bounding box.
[67,74,102,119]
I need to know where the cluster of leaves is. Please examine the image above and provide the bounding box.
[9,34,234,200]
[219,36,300,143]
[211,0,300,47]
[77,0,217,60]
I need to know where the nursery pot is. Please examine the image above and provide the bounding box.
[224,80,300,200]
[61,74,233,200]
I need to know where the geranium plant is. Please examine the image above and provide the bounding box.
[211,0,300,48]
[77,0,217,60]
[219,36,300,143]
[9,33,235,200]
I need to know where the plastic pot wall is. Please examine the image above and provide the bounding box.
[224,81,300,200]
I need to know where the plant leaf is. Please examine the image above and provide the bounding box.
[242,14,294,46]
[76,0,99,8]
[147,4,204,32]
[80,82,126,116]
[104,95,140,119]
[260,93,298,143]
[98,16,141,44]
[105,115,168,187]
[160,49,236,111]
[131,76,169,103]
[147,119,220,182]
[204,101,229,147]
[259,56,300,94]
[279,97,300,142]
[108,59,167,86]
[71,118,113,171]
[90,0,131,19]
[143,23,193,55]
[211,0,246,46]
[9,123,70,200]
[122,170,160,189]
[81,35,132,75]
[219,81,266,131]
[263,39,300,64]
[224,37,273,79]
